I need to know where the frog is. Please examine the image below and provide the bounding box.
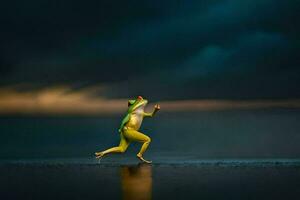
[95,96,160,163]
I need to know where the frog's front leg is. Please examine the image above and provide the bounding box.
[143,104,160,117]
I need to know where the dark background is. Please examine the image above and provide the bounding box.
[0,0,299,159]
[0,0,299,99]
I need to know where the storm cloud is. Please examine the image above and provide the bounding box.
[0,0,299,100]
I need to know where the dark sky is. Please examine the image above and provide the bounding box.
[0,0,299,100]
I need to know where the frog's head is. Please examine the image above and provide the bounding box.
[128,96,148,112]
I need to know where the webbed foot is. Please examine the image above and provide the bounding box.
[95,152,104,159]
[137,154,152,164]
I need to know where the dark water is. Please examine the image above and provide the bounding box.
[0,159,300,200]
[0,110,300,159]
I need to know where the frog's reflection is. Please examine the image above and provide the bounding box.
[120,164,152,200]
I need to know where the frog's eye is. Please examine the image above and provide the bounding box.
[137,96,143,100]
[128,100,135,107]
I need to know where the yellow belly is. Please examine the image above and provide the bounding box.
[126,114,143,130]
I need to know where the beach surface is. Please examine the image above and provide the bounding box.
[1,158,300,200]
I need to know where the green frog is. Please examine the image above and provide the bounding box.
[95,96,160,163]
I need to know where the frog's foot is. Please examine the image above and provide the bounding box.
[137,153,152,164]
[95,152,104,159]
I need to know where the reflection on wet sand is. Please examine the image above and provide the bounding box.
[120,164,152,200]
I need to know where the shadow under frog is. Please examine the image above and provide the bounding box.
[120,164,152,200]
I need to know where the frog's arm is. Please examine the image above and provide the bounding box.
[118,114,130,133]
[143,109,158,117]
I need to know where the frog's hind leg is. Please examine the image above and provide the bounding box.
[123,129,152,163]
[95,134,129,159]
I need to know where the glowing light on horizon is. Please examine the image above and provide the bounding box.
[0,85,299,116]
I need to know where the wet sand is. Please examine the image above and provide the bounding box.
[1,158,300,200]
